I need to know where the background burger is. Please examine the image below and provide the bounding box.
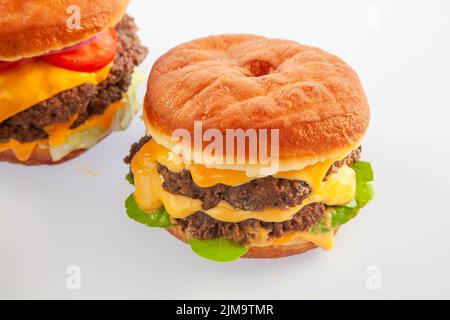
[124,34,374,261]
[0,0,147,165]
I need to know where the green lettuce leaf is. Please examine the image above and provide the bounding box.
[124,192,247,262]
[125,194,172,228]
[311,161,374,233]
[331,161,374,228]
[124,188,247,261]
[331,206,360,227]
[125,173,135,186]
[49,127,106,161]
[353,161,374,182]
[188,238,249,262]
[123,68,147,114]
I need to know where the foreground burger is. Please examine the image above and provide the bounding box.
[125,35,374,261]
[0,0,147,165]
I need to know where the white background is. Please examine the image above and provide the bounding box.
[1,0,449,299]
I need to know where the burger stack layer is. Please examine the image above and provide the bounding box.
[0,0,147,165]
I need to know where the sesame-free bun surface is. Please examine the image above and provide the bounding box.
[167,226,319,259]
[145,34,369,172]
[0,0,129,61]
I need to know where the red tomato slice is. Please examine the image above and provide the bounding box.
[40,28,118,72]
[0,59,34,72]
[0,60,22,72]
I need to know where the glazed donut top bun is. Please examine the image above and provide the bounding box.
[0,0,129,61]
[144,34,370,173]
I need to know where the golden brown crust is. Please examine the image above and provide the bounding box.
[145,34,370,165]
[0,147,87,165]
[167,226,319,259]
[0,0,129,61]
[243,242,318,259]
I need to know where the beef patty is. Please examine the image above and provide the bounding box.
[176,203,326,245]
[157,164,312,211]
[0,15,148,143]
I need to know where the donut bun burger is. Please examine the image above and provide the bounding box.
[124,34,374,261]
[0,0,147,165]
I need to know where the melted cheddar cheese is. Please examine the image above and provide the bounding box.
[132,139,343,188]
[0,61,112,123]
[252,229,335,250]
[0,139,40,162]
[249,208,336,250]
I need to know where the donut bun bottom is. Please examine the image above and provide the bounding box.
[167,226,320,259]
[0,147,88,166]
[0,134,110,166]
